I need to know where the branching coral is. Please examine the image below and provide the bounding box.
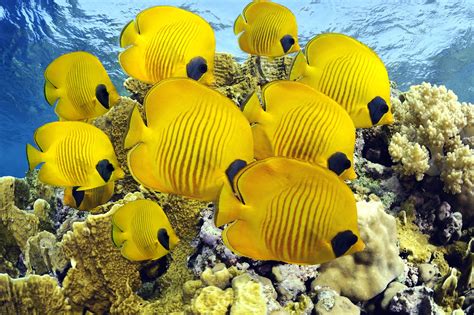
[389,82,474,194]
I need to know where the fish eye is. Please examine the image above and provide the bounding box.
[107,163,115,172]
[381,104,389,113]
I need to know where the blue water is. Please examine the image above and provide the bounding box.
[0,0,473,177]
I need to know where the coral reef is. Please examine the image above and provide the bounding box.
[312,199,404,301]
[0,274,72,314]
[388,82,474,195]
[312,288,360,315]
[388,286,440,314]
[60,195,143,313]
[1,48,472,315]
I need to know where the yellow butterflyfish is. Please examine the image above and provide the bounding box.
[44,51,120,121]
[63,182,115,211]
[119,6,215,85]
[242,80,357,180]
[124,78,253,201]
[290,33,394,128]
[112,200,179,261]
[234,1,300,57]
[215,157,365,265]
[26,121,124,190]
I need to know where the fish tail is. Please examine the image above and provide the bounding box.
[44,79,59,106]
[233,14,246,35]
[26,144,44,171]
[289,51,309,81]
[111,224,126,247]
[119,20,137,48]
[214,184,244,227]
[124,105,146,149]
[241,93,264,124]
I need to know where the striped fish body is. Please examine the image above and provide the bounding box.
[243,81,357,180]
[234,1,300,57]
[119,6,215,85]
[289,33,394,128]
[63,181,114,211]
[26,121,124,189]
[112,200,179,261]
[216,157,365,265]
[124,78,254,201]
[44,51,120,121]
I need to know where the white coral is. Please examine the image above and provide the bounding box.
[389,82,474,194]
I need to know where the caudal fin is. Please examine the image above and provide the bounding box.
[241,93,265,124]
[233,15,246,35]
[289,51,309,81]
[124,105,147,149]
[26,144,44,171]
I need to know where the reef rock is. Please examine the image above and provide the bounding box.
[388,286,440,315]
[312,199,404,301]
[313,287,360,315]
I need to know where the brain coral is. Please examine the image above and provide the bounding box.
[312,199,404,302]
[388,82,474,194]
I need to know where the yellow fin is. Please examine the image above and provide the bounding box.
[289,51,309,81]
[26,144,44,171]
[111,223,126,247]
[222,221,265,259]
[251,124,273,160]
[118,48,147,84]
[215,183,245,227]
[241,92,266,124]
[37,163,67,187]
[44,80,59,106]
[127,143,162,190]
[119,20,137,48]
[233,14,246,35]
[124,106,146,149]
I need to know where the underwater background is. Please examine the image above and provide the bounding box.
[0,0,473,314]
[0,0,473,176]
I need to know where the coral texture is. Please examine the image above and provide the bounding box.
[60,195,143,313]
[0,274,72,314]
[312,199,404,301]
[388,82,474,194]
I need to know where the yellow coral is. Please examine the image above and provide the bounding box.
[190,286,234,315]
[231,274,267,315]
[60,197,144,313]
[0,274,72,314]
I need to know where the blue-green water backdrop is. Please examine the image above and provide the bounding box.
[0,0,473,176]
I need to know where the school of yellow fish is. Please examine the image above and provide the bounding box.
[25,1,394,265]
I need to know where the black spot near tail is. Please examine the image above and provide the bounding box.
[328,152,351,176]
[157,228,170,250]
[72,186,85,208]
[368,96,389,125]
[331,230,358,258]
[280,34,296,53]
[96,159,114,182]
[96,84,110,109]
[187,56,208,81]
